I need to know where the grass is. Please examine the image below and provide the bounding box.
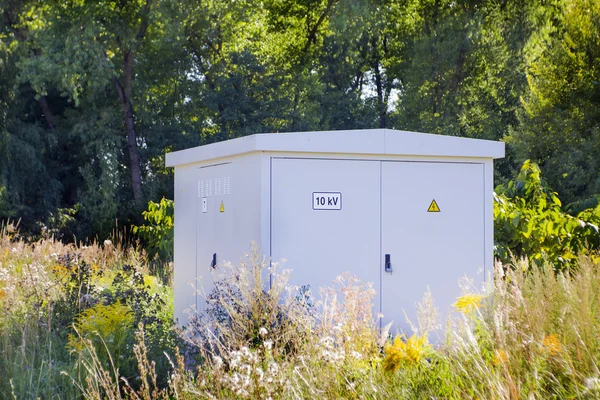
[1,223,600,399]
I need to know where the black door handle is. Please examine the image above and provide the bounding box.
[385,254,392,273]
[210,253,217,269]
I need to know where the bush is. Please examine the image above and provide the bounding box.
[133,198,174,262]
[494,160,600,270]
[0,229,175,398]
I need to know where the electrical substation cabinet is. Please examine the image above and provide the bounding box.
[166,129,505,337]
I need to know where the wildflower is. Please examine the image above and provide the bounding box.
[0,289,5,299]
[52,265,67,276]
[585,377,600,391]
[383,334,430,372]
[213,356,223,369]
[542,334,562,356]
[263,340,273,350]
[453,294,485,313]
[259,327,268,337]
[493,350,509,366]
[267,361,279,376]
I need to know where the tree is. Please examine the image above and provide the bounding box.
[509,0,600,205]
[18,0,169,203]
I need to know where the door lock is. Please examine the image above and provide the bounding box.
[385,254,392,273]
[210,253,217,269]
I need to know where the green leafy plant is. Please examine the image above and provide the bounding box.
[69,301,136,373]
[133,198,174,262]
[494,160,600,270]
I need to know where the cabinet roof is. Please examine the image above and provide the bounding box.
[165,129,505,167]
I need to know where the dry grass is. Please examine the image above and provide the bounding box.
[2,222,600,399]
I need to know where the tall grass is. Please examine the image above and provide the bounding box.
[0,222,173,399]
[1,223,600,398]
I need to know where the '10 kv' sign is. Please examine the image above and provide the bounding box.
[312,192,342,210]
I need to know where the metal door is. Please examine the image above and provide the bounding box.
[271,158,381,298]
[381,161,485,339]
[196,162,233,313]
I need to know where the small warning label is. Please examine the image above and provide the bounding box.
[427,199,440,212]
[219,201,225,213]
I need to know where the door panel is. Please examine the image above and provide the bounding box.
[271,158,381,298]
[196,163,233,313]
[381,162,485,339]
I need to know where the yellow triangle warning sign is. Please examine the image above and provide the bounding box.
[219,201,225,213]
[427,199,440,212]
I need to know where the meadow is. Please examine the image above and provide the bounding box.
[1,221,600,399]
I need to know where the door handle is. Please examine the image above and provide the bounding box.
[210,253,217,269]
[385,254,392,273]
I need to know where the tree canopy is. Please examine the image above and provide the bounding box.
[0,0,598,240]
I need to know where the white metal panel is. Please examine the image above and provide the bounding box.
[381,162,485,340]
[173,164,199,325]
[271,158,381,300]
[195,162,234,313]
[259,153,273,260]
[165,129,505,167]
[166,135,257,168]
[484,160,494,281]
[255,130,386,155]
[383,130,505,159]
[194,154,264,315]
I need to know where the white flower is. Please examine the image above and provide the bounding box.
[263,340,273,350]
[259,327,268,337]
[585,377,600,391]
[230,352,242,368]
[267,361,279,376]
[213,356,223,369]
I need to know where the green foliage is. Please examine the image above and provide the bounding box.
[133,197,174,261]
[53,256,175,385]
[0,232,175,398]
[69,301,136,372]
[494,160,600,270]
[1,0,599,252]
[3,225,600,398]
[509,0,600,204]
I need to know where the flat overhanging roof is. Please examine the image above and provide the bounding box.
[165,128,506,167]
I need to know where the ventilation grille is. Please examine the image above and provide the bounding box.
[198,177,231,197]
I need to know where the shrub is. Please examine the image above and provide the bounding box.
[0,228,175,398]
[494,160,600,270]
[133,198,174,262]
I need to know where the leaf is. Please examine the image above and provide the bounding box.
[510,211,521,227]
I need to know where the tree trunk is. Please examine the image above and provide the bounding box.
[38,96,55,131]
[110,0,152,203]
[372,36,387,129]
[113,75,143,203]
[290,0,339,127]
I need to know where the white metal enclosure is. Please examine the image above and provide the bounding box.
[165,129,504,335]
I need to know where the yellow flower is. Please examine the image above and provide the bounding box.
[453,294,485,313]
[493,349,509,366]
[542,334,562,356]
[0,289,6,299]
[68,302,134,352]
[52,264,68,277]
[383,334,430,372]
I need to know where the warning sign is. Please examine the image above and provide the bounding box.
[427,199,440,212]
[219,201,225,213]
